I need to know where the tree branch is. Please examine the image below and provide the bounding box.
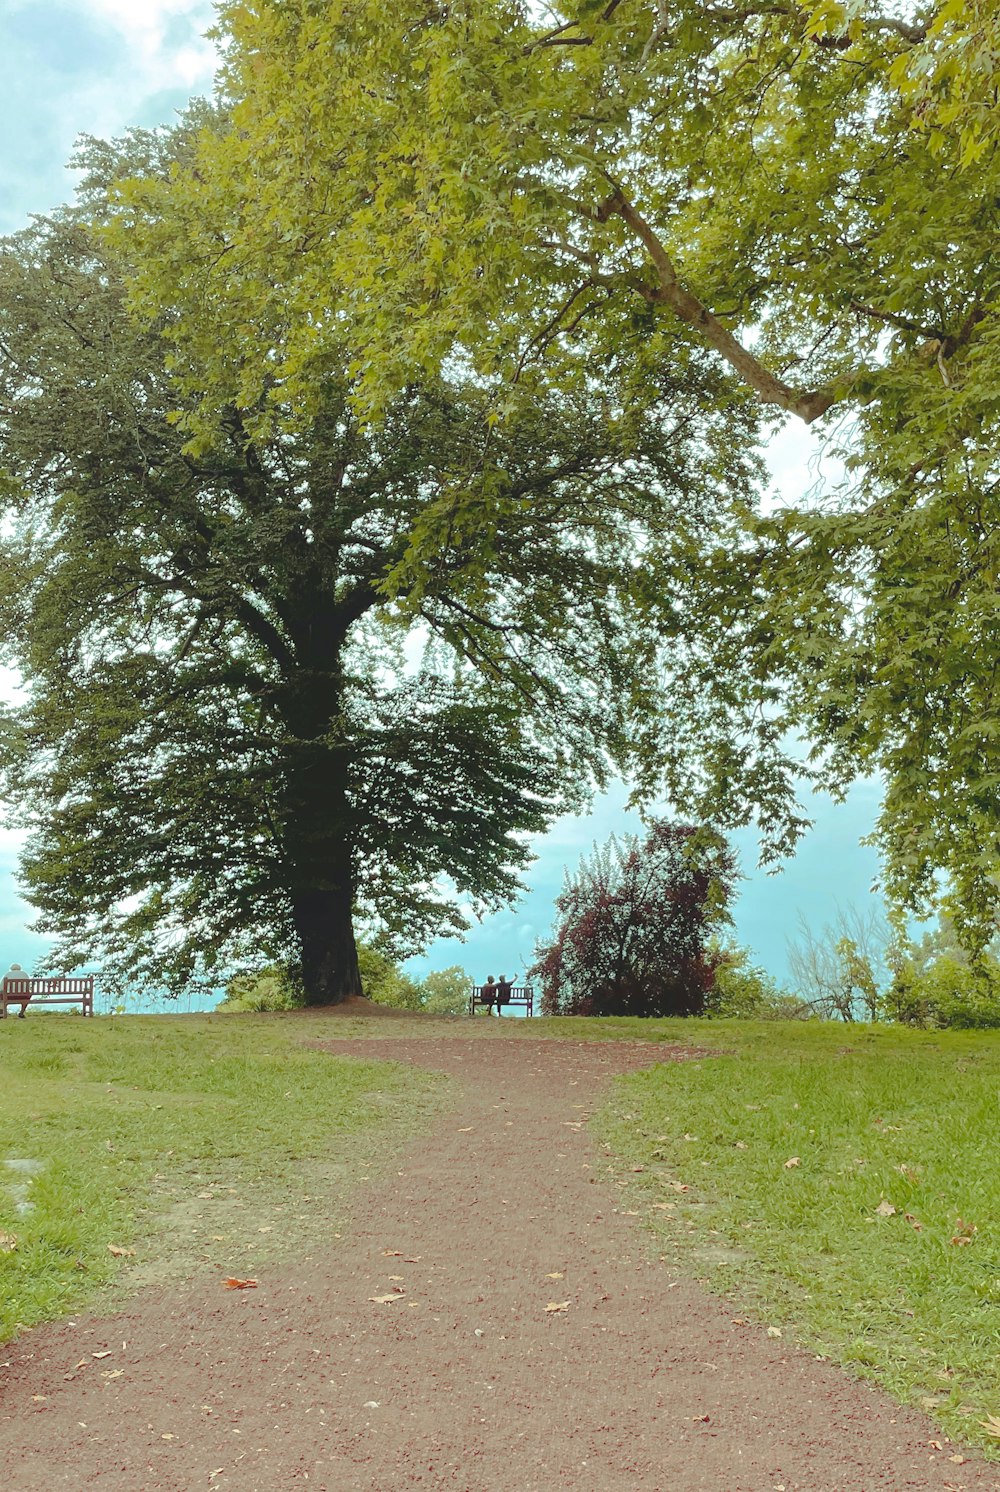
[597,188,839,423]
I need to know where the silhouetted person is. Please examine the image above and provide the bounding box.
[479,975,497,1014]
[496,974,513,1015]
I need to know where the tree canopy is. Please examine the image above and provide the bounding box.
[532,820,735,1017]
[108,0,1000,945]
[0,134,759,1001]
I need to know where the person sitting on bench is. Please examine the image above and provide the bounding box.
[479,975,498,1013]
[3,964,30,1019]
[495,974,513,1015]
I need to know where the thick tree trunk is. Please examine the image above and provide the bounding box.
[291,883,362,1006]
[276,594,376,1007]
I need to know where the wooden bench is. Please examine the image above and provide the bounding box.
[468,983,535,1017]
[1,975,95,1018]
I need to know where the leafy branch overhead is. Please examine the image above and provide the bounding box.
[111,0,999,943]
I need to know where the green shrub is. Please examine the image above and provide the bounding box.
[884,954,1000,1029]
[358,944,423,1009]
[217,963,303,1012]
[704,943,811,1020]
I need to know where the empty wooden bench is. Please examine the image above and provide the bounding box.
[468,983,535,1017]
[1,975,95,1018]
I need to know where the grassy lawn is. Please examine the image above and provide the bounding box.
[0,1013,447,1342]
[579,1017,1000,1456]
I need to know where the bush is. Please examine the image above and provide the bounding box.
[703,943,812,1020]
[357,944,423,1009]
[217,963,304,1012]
[884,954,1000,1029]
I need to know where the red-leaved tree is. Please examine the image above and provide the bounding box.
[532,822,736,1018]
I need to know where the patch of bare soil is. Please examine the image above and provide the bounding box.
[0,1032,996,1491]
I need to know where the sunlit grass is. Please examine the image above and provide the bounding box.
[590,1019,1000,1455]
[0,1014,446,1341]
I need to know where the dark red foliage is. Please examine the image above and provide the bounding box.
[531,821,735,1018]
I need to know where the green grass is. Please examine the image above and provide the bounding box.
[581,1017,1000,1455]
[0,1013,446,1341]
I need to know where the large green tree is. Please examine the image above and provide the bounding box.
[113,1,1000,944]
[0,135,759,1001]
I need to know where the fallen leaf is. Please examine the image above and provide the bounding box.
[783,1157,801,1170]
[734,1141,748,1150]
[875,1200,897,1218]
[369,1292,406,1304]
[91,1351,113,1360]
[904,1213,923,1231]
[387,1275,405,1282]
[161,1433,175,1440]
[222,1277,258,1290]
[544,1272,564,1280]
[196,1192,214,1200]
[929,1440,944,1450]
[980,1415,1000,1438]
[30,1395,46,1403]
[0,1232,18,1253]
[767,1326,783,1338]
[457,1127,474,1133]
[380,1250,402,1257]
[950,1217,977,1246]
[667,1180,689,1193]
[101,1370,125,1380]
[403,1256,422,1263]
[545,1300,570,1313]
[107,1245,135,1258]
[949,1455,967,1465]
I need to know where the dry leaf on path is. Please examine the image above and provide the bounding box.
[381,1249,402,1257]
[545,1301,570,1313]
[980,1415,1000,1438]
[544,1272,564,1280]
[107,1245,135,1258]
[91,1351,112,1360]
[223,1277,258,1290]
[369,1292,406,1304]
[783,1157,801,1170]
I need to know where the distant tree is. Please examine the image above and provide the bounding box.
[531,822,735,1018]
[0,135,756,1006]
[786,906,890,1022]
[418,966,473,1017]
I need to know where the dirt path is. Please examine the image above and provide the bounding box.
[0,1033,997,1491]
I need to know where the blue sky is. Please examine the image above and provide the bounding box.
[0,1,884,991]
